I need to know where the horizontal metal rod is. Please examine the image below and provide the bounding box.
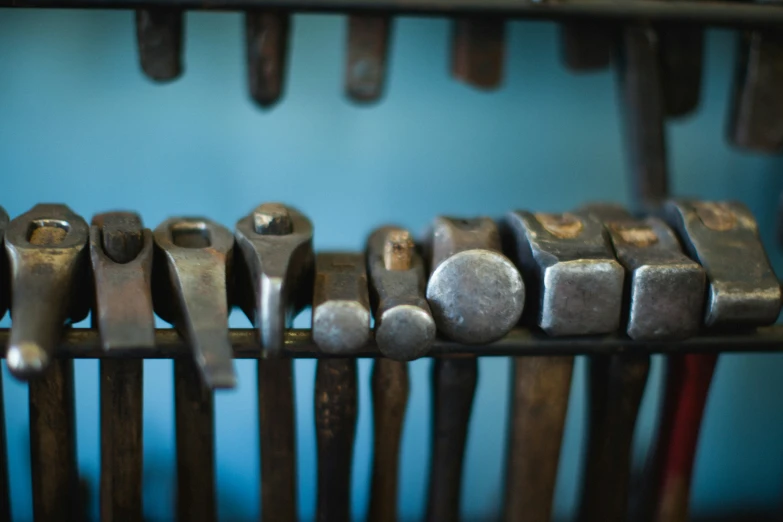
[4,0,783,28]
[0,327,780,358]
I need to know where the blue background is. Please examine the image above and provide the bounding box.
[2,9,783,520]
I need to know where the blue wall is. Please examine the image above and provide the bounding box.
[2,8,783,521]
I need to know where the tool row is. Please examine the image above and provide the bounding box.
[124,12,783,153]
[0,200,778,389]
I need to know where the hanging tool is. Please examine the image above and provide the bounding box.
[728,29,783,153]
[641,200,782,522]
[91,212,155,522]
[451,17,506,90]
[235,202,314,522]
[346,14,391,102]
[426,356,477,522]
[367,226,435,361]
[312,252,371,354]
[501,209,624,522]
[5,204,90,522]
[559,23,611,71]
[246,11,290,107]
[617,24,669,213]
[425,216,524,345]
[136,8,184,82]
[658,25,703,117]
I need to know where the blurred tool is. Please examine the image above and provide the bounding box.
[560,22,611,71]
[582,203,705,340]
[0,207,7,521]
[658,24,703,117]
[246,11,290,107]
[425,216,524,344]
[368,357,409,522]
[6,204,90,522]
[426,357,477,522]
[367,226,435,361]
[315,358,358,522]
[451,17,506,90]
[235,202,314,522]
[91,212,155,522]
[728,29,783,152]
[153,217,236,389]
[501,208,622,522]
[346,14,391,102]
[136,8,183,81]
[617,25,668,212]
[312,252,371,354]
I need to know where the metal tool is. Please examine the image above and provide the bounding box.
[368,358,409,522]
[312,252,371,354]
[315,358,358,522]
[136,8,183,81]
[451,17,506,90]
[153,216,236,389]
[641,200,782,522]
[425,216,524,344]
[581,203,706,341]
[5,204,90,521]
[500,209,622,522]
[617,25,668,212]
[559,22,611,71]
[658,24,703,117]
[235,203,314,522]
[346,14,391,102]
[90,212,155,522]
[246,11,290,107]
[728,29,783,153]
[426,356,477,522]
[5,203,91,378]
[367,226,435,361]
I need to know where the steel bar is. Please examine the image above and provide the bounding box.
[4,0,783,28]
[1,328,783,357]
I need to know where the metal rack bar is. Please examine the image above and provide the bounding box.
[1,327,780,358]
[3,0,783,28]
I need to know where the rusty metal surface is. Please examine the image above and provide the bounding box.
[503,356,573,522]
[257,358,297,522]
[346,15,391,102]
[559,22,611,71]
[4,204,90,379]
[426,357,477,522]
[29,359,79,522]
[315,358,358,522]
[426,216,524,344]
[728,29,783,153]
[367,226,435,361]
[658,25,703,117]
[579,354,650,522]
[246,11,290,107]
[312,252,371,354]
[174,357,216,522]
[368,358,409,522]
[617,25,669,212]
[136,8,183,82]
[153,217,236,389]
[451,17,506,90]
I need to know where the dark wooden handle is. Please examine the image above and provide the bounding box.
[258,358,298,522]
[579,354,650,522]
[426,357,478,522]
[175,358,216,522]
[559,22,611,71]
[315,358,358,522]
[368,358,410,522]
[503,356,574,522]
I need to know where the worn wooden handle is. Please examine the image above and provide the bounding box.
[315,358,358,522]
[503,356,574,522]
[426,357,478,522]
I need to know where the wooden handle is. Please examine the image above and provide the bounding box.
[368,358,410,522]
[503,356,574,522]
[426,357,478,522]
[315,358,358,522]
[579,354,650,522]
